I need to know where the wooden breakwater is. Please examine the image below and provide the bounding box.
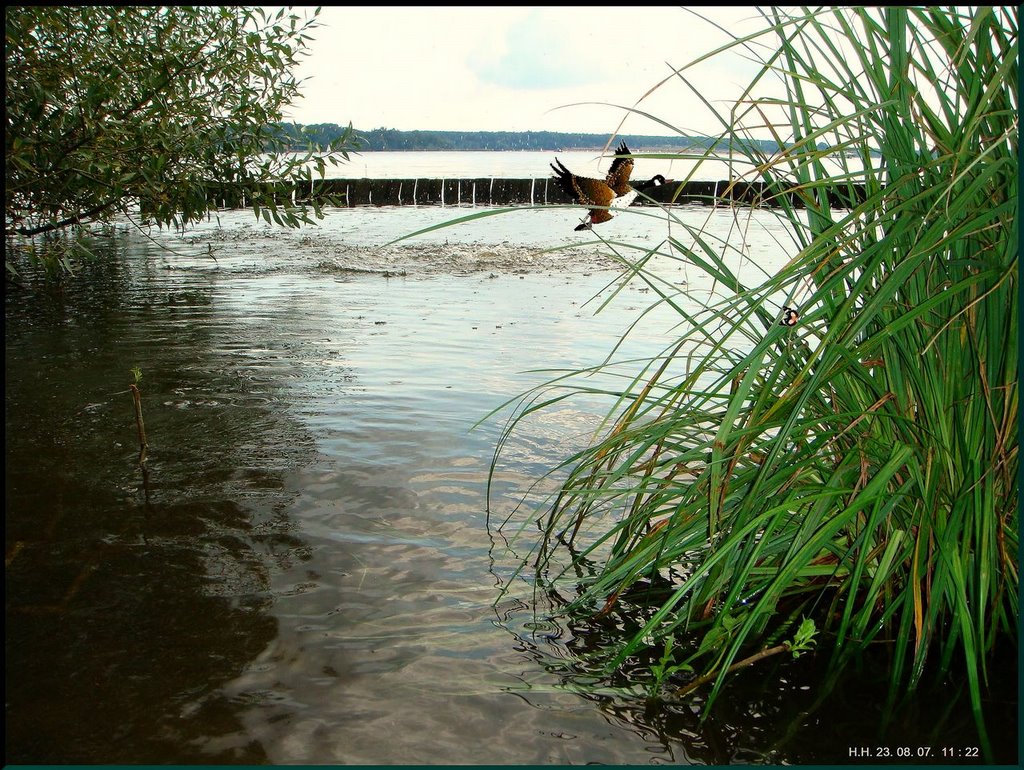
[203,178,867,210]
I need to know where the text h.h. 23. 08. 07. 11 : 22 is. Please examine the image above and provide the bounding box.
[846,746,980,760]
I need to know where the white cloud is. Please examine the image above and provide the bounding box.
[281,6,783,136]
[469,8,611,90]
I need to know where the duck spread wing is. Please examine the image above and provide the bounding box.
[604,142,635,195]
[550,159,614,207]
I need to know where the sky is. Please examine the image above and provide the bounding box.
[279,6,780,137]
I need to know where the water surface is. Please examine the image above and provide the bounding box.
[5,203,1015,764]
[308,149,875,185]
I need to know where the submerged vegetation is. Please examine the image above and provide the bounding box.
[485,6,1017,753]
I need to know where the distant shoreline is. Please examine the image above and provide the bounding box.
[347,146,712,153]
[274,123,798,154]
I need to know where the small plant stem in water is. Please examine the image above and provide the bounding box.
[673,643,791,698]
[129,383,148,465]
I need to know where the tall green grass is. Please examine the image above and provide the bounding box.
[490,6,1017,751]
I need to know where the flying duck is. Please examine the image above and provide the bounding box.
[550,142,665,231]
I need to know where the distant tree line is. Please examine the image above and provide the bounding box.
[274,123,799,154]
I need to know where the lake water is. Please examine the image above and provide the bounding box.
[5,173,1015,763]
[332,149,731,181]
[307,149,872,184]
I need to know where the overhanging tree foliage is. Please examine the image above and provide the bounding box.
[5,6,355,244]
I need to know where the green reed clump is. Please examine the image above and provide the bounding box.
[493,6,1017,750]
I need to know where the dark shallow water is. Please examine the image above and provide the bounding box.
[5,207,1017,764]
